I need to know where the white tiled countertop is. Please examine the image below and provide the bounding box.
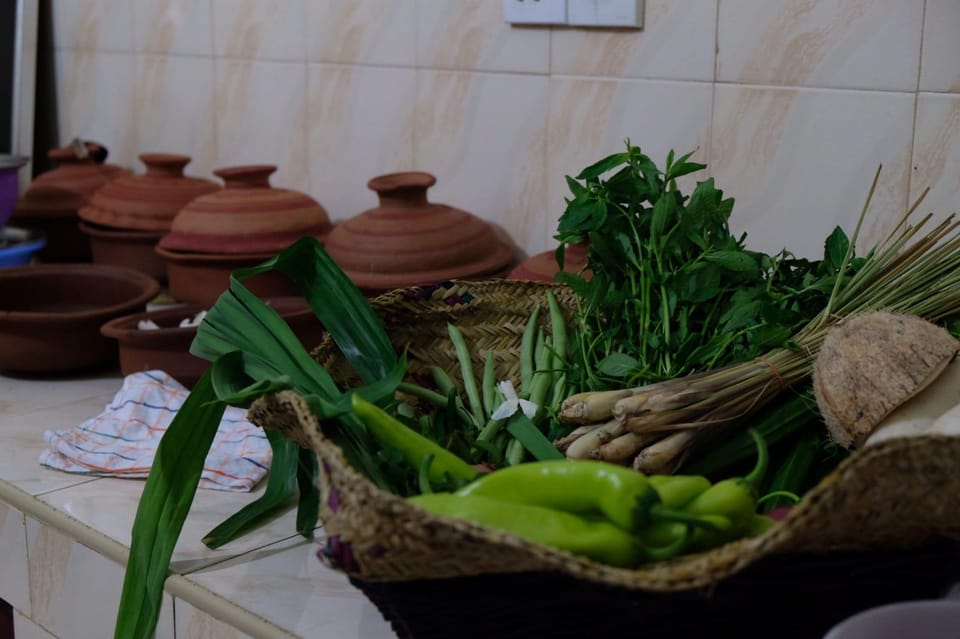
[0,369,396,639]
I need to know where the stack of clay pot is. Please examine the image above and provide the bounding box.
[11,143,131,262]
[324,171,514,293]
[156,165,333,306]
[78,154,220,281]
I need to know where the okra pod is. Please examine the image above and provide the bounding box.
[447,323,485,429]
[520,306,541,393]
[482,351,496,418]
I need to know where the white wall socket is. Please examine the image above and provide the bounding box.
[502,0,567,25]
[567,0,644,28]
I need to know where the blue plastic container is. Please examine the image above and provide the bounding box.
[0,226,47,267]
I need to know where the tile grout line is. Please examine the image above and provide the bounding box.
[905,0,929,212]
[412,0,421,171]
[707,0,721,172]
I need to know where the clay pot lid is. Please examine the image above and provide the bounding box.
[158,165,332,254]
[13,144,132,219]
[509,243,591,282]
[78,154,220,232]
[324,171,514,290]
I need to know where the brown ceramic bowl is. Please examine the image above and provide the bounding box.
[0,264,161,372]
[100,298,326,388]
[155,245,299,306]
[79,221,167,281]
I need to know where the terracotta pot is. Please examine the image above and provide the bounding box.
[156,245,298,307]
[101,297,326,388]
[78,153,219,231]
[324,172,514,292]
[10,144,131,262]
[508,242,591,282]
[79,221,167,281]
[0,263,161,372]
[158,165,332,254]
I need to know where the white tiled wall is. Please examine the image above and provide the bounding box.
[47,1,960,259]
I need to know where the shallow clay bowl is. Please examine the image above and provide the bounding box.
[0,264,161,372]
[101,297,326,388]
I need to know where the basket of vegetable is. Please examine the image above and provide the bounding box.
[247,281,960,638]
[116,145,960,639]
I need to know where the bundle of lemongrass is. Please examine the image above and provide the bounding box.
[556,170,960,473]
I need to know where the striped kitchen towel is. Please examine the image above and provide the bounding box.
[39,370,271,492]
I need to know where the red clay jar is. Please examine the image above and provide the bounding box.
[324,171,514,292]
[508,242,591,282]
[155,165,331,305]
[10,144,131,262]
[158,165,332,254]
[101,297,325,388]
[78,154,220,280]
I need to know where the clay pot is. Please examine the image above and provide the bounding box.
[158,165,332,254]
[508,242,590,282]
[325,172,514,292]
[155,246,298,307]
[11,144,131,262]
[79,153,219,231]
[101,297,326,388]
[0,263,161,372]
[77,154,219,279]
[79,222,168,281]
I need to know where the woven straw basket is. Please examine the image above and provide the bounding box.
[249,280,960,636]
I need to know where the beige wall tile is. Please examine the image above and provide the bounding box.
[174,599,254,639]
[132,0,214,56]
[214,59,309,190]
[134,55,217,177]
[710,85,915,259]
[51,0,134,51]
[306,0,417,66]
[546,78,713,249]
[550,0,717,80]
[54,50,138,169]
[415,70,549,255]
[25,518,175,638]
[417,0,549,73]
[12,610,56,639]
[919,0,960,93]
[212,0,307,61]
[307,64,417,222]
[0,502,30,614]
[717,0,924,91]
[911,93,960,221]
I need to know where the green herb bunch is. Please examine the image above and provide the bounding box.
[554,141,849,393]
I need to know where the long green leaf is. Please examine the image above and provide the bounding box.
[505,414,565,461]
[296,448,321,537]
[114,370,225,639]
[202,430,300,549]
[232,237,397,382]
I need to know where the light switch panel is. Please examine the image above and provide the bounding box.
[502,0,567,25]
[567,0,644,28]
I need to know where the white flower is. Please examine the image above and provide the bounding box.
[490,380,539,421]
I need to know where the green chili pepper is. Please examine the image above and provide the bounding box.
[409,493,645,567]
[641,513,732,553]
[351,395,478,486]
[455,459,660,531]
[683,430,768,536]
[649,474,711,509]
[746,514,777,537]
